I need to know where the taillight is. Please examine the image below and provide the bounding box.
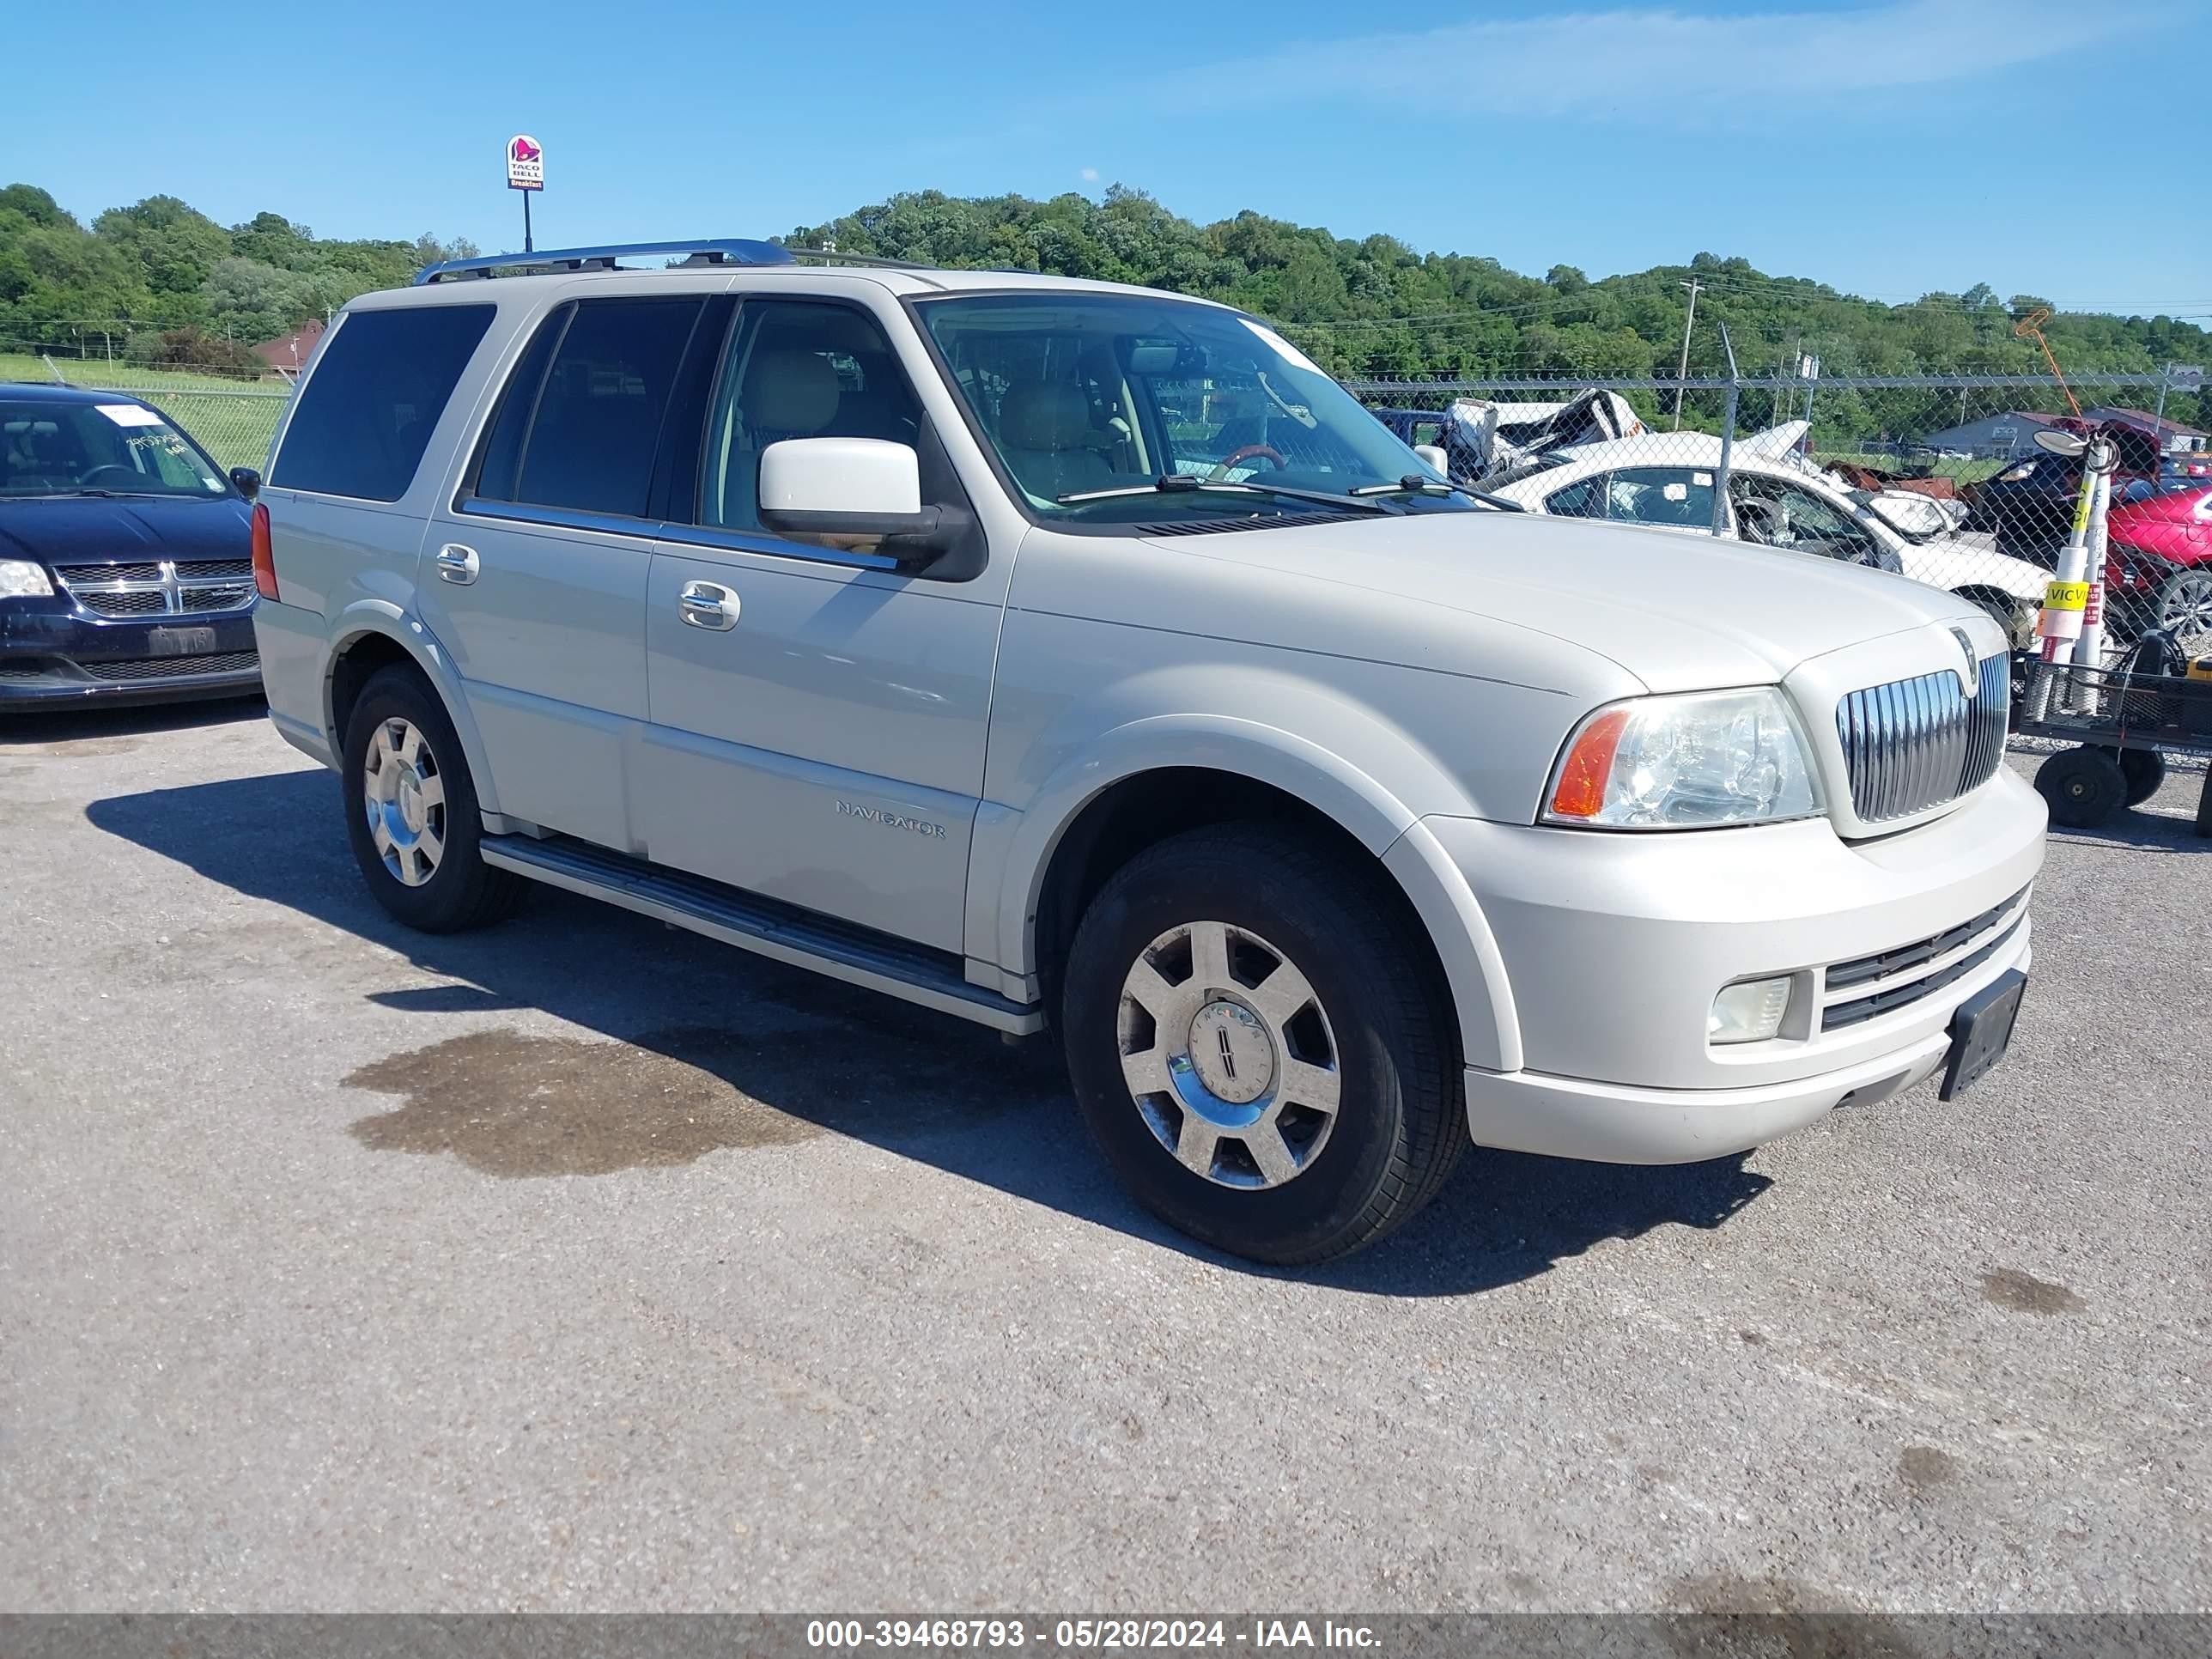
[251,502,277,600]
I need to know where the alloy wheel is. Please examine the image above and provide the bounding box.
[1115,919,1342,1190]
[361,717,447,888]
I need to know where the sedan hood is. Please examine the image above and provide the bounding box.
[0,494,251,568]
[1152,509,1984,693]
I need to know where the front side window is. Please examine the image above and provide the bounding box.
[273,304,494,501]
[1729,476,1881,562]
[474,296,705,519]
[700,300,923,532]
[1,399,229,498]
[917,293,1471,526]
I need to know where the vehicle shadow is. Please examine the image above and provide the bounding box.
[84,765,1773,1297]
[0,693,265,748]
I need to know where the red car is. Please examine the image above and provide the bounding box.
[2105,483,2212,647]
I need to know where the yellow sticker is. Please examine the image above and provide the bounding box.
[2044,580,2090,611]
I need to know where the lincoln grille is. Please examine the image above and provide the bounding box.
[1836,653,2009,824]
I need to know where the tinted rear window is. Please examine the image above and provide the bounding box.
[472,296,705,519]
[273,305,495,501]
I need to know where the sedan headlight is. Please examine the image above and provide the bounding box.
[1544,687,1820,830]
[0,559,54,599]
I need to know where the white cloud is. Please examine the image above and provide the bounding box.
[1079,167,1101,182]
[1183,0,2145,118]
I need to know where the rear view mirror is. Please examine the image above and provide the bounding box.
[757,438,963,562]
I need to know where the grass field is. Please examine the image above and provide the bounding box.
[1,354,289,470]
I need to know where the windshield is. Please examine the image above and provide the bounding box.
[916,293,1472,526]
[1,399,231,500]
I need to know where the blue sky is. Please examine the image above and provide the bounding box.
[13,0,2209,313]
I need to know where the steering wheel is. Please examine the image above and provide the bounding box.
[1207,443,1286,482]
[79,465,143,487]
[1735,497,1786,544]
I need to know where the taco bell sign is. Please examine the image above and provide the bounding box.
[507,135,544,191]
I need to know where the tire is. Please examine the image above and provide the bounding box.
[2155,568,2212,654]
[340,665,526,933]
[1060,825,1466,1266]
[2110,746,2166,807]
[2034,744,2127,830]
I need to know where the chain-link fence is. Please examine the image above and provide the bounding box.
[1346,367,2212,659]
[3,352,290,472]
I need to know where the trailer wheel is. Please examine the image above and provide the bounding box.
[2107,746,2166,807]
[2036,745,2127,829]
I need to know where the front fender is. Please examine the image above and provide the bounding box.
[973,710,1522,1073]
[325,601,507,822]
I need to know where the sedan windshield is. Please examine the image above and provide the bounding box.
[916,293,1473,526]
[1,399,231,499]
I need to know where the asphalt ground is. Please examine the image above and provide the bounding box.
[2,699,2206,1613]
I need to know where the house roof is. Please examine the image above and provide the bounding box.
[252,319,324,368]
[2082,405,2209,440]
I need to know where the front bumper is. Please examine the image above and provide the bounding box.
[0,599,261,709]
[1431,767,2047,1162]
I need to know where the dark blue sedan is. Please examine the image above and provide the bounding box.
[1,382,262,709]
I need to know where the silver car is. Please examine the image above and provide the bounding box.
[250,240,2045,1264]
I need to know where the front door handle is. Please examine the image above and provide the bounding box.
[433,543,479,585]
[678,580,741,630]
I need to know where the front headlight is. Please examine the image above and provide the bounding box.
[1544,687,1820,830]
[0,559,54,599]
[1995,461,2037,483]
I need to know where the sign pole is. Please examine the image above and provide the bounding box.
[523,189,533,254]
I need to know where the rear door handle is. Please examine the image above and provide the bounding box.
[678,580,741,630]
[434,543,479,585]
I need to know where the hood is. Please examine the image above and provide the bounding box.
[0,494,251,568]
[1149,509,1983,694]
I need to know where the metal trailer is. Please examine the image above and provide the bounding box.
[2014,650,2212,836]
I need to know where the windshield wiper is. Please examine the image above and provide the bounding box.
[1349,474,1526,512]
[1054,474,1389,515]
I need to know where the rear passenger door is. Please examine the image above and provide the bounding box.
[418,292,723,853]
[634,295,999,955]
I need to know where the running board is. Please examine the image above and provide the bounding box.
[479,834,1045,1035]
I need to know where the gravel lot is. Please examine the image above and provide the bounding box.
[3,701,2207,1613]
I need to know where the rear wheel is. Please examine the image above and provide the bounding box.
[2155,568,2212,654]
[2112,747,2166,807]
[341,666,526,932]
[1060,825,1466,1265]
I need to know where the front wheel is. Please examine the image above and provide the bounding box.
[1060,826,1466,1265]
[341,665,526,933]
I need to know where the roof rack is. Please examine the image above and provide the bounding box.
[413,239,797,284]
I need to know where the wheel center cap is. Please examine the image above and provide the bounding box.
[1186,1000,1275,1105]
[395,766,426,834]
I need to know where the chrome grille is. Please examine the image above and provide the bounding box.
[53,559,257,618]
[1836,653,2008,824]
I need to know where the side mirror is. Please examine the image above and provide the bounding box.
[229,466,262,501]
[757,438,961,561]
[1413,443,1449,477]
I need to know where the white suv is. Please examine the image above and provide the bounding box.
[248,240,2045,1264]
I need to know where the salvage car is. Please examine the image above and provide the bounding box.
[1,383,261,709]
[1479,430,2051,647]
[251,241,2045,1264]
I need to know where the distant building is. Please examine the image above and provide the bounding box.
[251,319,324,376]
[2080,406,2208,453]
[1915,409,2065,459]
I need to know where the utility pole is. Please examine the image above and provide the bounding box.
[1672,278,1704,430]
